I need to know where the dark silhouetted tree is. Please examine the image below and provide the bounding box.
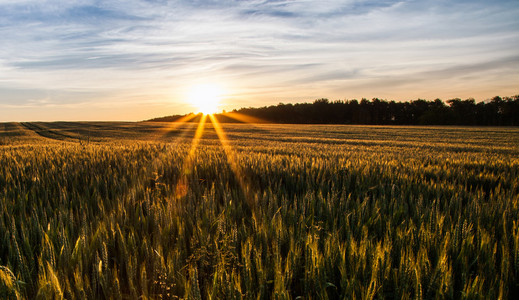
[147,95,519,126]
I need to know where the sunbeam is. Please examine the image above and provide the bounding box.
[220,112,268,124]
[208,114,254,208]
[168,112,254,206]
[150,113,199,142]
[175,114,207,198]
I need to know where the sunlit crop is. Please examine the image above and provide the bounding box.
[1,122,518,298]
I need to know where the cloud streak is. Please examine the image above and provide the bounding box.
[1,0,518,121]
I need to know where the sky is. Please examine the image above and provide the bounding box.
[1,0,518,121]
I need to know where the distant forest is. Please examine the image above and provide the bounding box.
[148,95,519,126]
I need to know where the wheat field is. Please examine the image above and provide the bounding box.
[1,122,518,299]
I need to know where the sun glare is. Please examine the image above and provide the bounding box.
[188,84,222,115]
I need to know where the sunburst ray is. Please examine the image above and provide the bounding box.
[175,114,207,198]
[219,112,268,124]
[150,113,199,142]
[208,114,254,208]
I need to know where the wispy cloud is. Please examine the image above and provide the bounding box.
[1,0,518,121]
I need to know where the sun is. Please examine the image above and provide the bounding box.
[188,84,222,115]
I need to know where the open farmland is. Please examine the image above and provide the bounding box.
[1,122,519,299]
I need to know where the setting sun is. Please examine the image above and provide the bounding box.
[188,84,222,115]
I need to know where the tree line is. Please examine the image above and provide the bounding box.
[148,95,519,126]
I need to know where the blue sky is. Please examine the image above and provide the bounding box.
[1,0,518,121]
